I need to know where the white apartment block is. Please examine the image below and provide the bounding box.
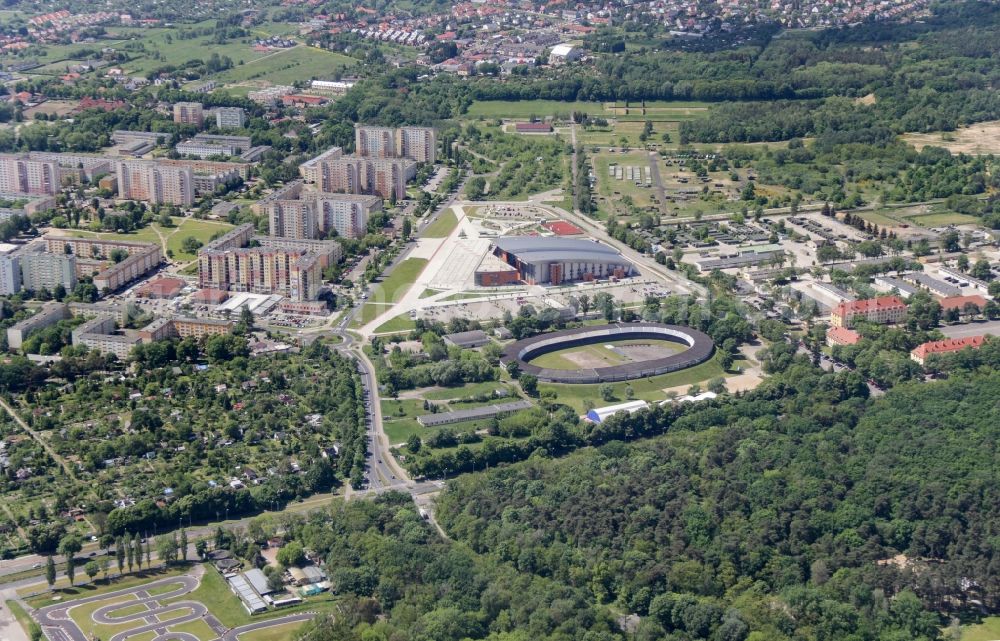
[20,252,77,292]
[0,154,61,196]
[215,107,247,129]
[116,160,195,206]
[0,253,20,295]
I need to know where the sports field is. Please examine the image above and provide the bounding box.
[529,339,687,370]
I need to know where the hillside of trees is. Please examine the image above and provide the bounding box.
[435,362,1000,641]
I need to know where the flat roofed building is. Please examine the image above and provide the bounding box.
[173,102,204,126]
[0,154,61,196]
[20,252,77,292]
[71,315,139,360]
[215,107,247,129]
[396,126,436,163]
[6,302,68,350]
[176,134,252,159]
[492,236,636,285]
[260,181,380,240]
[116,160,194,206]
[355,125,396,158]
[443,329,490,348]
[830,295,906,328]
[416,400,533,427]
[0,252,20,295]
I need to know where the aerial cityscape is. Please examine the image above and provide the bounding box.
[0,0,999,640]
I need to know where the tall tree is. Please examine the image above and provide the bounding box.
[116,536,125,576]
[179,529,188,562]
[45,556,56,590]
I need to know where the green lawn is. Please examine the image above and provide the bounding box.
[212,46,356,86]
[374,314,416,334]
[167,618,217,641]
[854,210,903,227]
[163,567,251,629]
[466,100,607,119]
[68,594,139,641]
[419,288,442,299]
[962,616,1000,641]
[64,216,233,262]
[905,212,980,227]
[354,258,429,327]
[421,381,513,401]
[421,209,459,238]
[239,621,309,641]
[531,340,684,370]
[165,218,235,261]
[105,602,150,618]
[538,354,728,413]
[593,151,658,209]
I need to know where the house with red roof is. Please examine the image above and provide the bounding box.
[825,326,861,347]
[910,335,986,365]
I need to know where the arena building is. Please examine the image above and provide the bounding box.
[486,237,636,285]
[501,322,714,384]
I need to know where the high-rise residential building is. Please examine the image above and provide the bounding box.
[396,126,437,163]
[355,125,397,158]
[0,154,61,195]
[173,102,204,127]
[354,125,437,163]
[116,160,195,206]
[197,225,340,302]
[215,107,247,129]
[299,149,415,201]
[298,147,344,186]
[20,252,77,292]
[0,252,21,295]
[257,181,380,240]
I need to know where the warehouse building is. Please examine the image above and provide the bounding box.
[489,237,635,285]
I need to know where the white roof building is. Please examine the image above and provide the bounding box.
[586,400,649,423]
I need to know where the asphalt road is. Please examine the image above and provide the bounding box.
[939,319,1000,339]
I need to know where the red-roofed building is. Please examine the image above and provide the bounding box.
[831,295,906,328]
[938,294,987,313]
[543,220,583,236]
[192,288,229,304]
[436,31,456,41]
[135,277,186,299]
[281,94,328,107]
[826,326,861,347]
[910,335,986,365]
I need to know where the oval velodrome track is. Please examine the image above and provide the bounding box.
[500,322,715,383]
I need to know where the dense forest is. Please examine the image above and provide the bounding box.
[435,362,1000,641]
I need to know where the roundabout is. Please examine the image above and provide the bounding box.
[501,322,715,384]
